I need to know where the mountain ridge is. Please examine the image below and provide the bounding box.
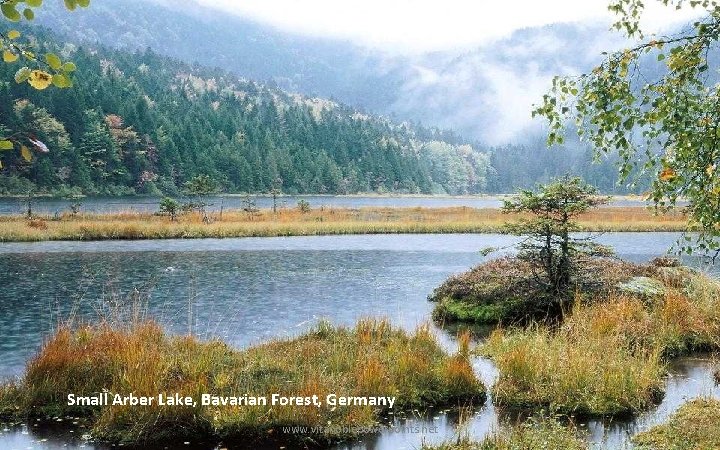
[0,24,493,196]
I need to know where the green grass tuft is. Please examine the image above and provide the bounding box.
[633,399,720,449]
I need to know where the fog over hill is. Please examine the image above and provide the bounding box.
[31,0,637,145]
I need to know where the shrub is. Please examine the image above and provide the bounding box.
[501,176,609,295]
[297,199,311,213]
[158,197,181,221]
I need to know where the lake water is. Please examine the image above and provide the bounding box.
[0,194,655,215]
[0,232,717,449]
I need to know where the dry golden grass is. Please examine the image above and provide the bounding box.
[0,206,688,241]
[480,268,720,417]
[0,319,484,446]
[482,325,666,416]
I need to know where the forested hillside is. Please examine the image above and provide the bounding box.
[0,27,491,196]
[28,0,627,144]
[10,0,650,196]
[485,140,649,194]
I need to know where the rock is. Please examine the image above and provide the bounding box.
[617,276,666,298]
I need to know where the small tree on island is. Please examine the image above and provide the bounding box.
[159,197,181,221]
[183,174,217,222]
[502,176,610,295]
[297,199,311,214]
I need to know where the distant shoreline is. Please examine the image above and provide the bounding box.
[0,192,651,200]
[0,206,687,242]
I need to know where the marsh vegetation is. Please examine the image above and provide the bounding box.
[0,205,688,242]
[0,319,483,447]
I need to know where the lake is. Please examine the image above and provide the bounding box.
[0,232,717,449]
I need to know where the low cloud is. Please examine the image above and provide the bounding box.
[383,23,629,144]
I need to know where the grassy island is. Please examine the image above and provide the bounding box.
[0,206,687,242]
[439,258,720,417]
[0,319,483,447]
[633,399,720,449]
[430,257,671,325]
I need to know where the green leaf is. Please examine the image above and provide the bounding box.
[20,145,32,162]
[7,30,21,40]
[3,50,18,63]
[26,0,43,7]
[45,53,62,70]
[1,3,21,22]
[64,0,77,10]
[76,0,90,7]
[0,140,14,150]
[23,8,34,20]
[14,66,31,83]
[51,73,71,88]
[61,62,76,72]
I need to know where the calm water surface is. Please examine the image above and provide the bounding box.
[0,232,717,449]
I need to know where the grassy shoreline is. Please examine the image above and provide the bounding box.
[632,399,720,449]
[0,206,688,242]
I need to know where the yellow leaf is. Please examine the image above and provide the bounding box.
[27,70,52,90]
[659,167,676,182]
[7,30,20,40]
[20,145,32,162]
[3,50,18,63]
[707,164,716,177]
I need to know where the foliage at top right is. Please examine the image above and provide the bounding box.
[533,0,720,257]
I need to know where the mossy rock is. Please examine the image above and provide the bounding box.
[432,297,523,324]
[617,276,666,298]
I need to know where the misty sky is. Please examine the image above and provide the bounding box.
[195,0,702,51]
